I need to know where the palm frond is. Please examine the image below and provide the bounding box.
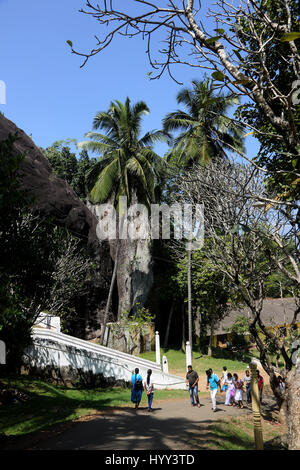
[77,140,111,155]
[163,112,195,132]
[90,158,120,203]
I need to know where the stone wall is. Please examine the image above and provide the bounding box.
[103,322,155,354]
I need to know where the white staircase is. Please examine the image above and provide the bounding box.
[23,328,186,389]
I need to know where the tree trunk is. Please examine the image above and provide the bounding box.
[164,298,175,349]
[115,190,153,318]
[194,306,201,346]
[286,358,300,449]
[207,308,216,357]
[248,321,285,408]
[208,329,213,357]
[268,369,284,408]
[100,239,120,345]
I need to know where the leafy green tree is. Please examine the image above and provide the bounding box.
[228,315,251,350]
[73,1,299,197]
[0,136,97,371]
[0,135,37,371]
[265,270,296,298]
[234,0,300,198]
[163,79,245,167]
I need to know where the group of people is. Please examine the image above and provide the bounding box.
[131,365,272,413]
[186,365,265,412]
[131,368,154,411]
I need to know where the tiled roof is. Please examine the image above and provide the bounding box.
[211,297,299,335]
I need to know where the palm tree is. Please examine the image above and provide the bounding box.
[163,79,245,167]
[163,79,244,352]
[79,98,167,209]
[78,98,167,343]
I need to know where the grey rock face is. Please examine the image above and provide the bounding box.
[0,114,99,251]
[88,200,153,318]
[0,114,113,338]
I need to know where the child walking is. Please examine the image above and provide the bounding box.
[233,373,244,408]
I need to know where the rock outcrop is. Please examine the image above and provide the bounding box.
[0,114,99,251]
[0,114,153,328]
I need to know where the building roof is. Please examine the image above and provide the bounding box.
[212,297,299,336]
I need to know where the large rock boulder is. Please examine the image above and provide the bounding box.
[0,114,153,330]
[0,114,99,251]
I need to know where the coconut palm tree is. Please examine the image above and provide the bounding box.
[163,79,245,351]
[163,79,245,167]
[78,98,168,343]
[79,97,167,209]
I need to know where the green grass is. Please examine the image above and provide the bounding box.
[208,420,254,450]
[201,415,283,450]
[0,375,188,437]
[138,348,251,377]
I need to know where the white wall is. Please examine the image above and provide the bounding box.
[24,329,186,390]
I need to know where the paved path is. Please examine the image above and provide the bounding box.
[30,396,253,450]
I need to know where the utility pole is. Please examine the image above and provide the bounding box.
[187,247,192,353]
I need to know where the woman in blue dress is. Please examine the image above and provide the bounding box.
[131,368,143,409]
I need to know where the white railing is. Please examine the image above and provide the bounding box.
[24,328,186,389]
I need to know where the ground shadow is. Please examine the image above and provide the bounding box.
[27,408,255,451]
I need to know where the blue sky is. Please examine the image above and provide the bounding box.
[0,0,259,158]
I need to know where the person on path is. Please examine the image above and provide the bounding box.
[186,365,200,408]
[233,373,244,408]
[206,369,221,412]
[257,370,264,403]
[243,369,251,404]
[144,369,154,412]
[224,372,235,406]
[206,368,213,387]
[221,366,228,392]
[131,368,143,410]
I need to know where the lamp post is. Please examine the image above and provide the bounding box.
[186,341,192,371]
[187,247,192,353]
